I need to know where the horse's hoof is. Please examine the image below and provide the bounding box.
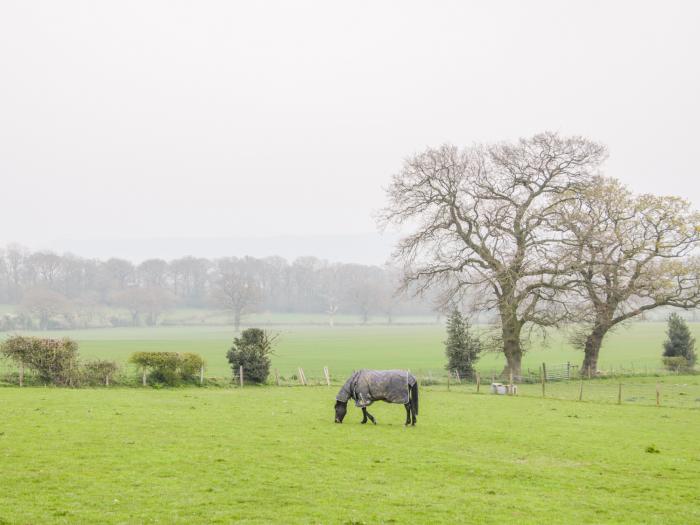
[371,420,377,425]
[361,420,367,424]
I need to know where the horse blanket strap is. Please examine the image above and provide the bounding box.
[336,369,417,407]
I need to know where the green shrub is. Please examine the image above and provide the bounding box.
[81,359,120,386]
[129,351,204,386]
[662,356,692,373]
[1,335,80,386]
[180,352,205,379]
[226,328,275,384]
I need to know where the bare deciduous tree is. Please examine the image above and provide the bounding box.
[213,257,263,331]
[3,244,28,301]
[344,264,383,324]
[319,264,343,327]
[556,177,700,374]
[381,132,606,375]
[101,258,135,292]
[112,286,176,326]
[20,287,70,329]
[26,251,62,287]
[137,258,169,288]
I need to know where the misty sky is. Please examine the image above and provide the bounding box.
[1,1,698,261]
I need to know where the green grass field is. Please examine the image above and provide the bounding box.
[1,386,699,524]
[3,321,699,380]
[2,322,700,523]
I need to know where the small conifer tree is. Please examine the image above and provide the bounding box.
[662,313,696,370]
[227,328,275,384]
[444,307,481,379]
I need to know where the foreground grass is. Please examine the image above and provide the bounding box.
[1,388,699,524]
[4,322,700,379]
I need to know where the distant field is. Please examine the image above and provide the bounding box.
[2,321,699,380]
[0,304,440,326]
[1,387,698,524]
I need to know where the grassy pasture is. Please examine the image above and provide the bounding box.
[3,321,699,380]
[1,386,699,524]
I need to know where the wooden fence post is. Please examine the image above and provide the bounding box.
[455,369,461,383]
[656,383,660,406]
[142,368,147,387]
[239,366,244,387]
[298,367,306,386]
[199,365,205,386]
[476,374,480,394]
[542,362,547,383]
[447,373,450,391]
[541,365,546,398]
[274,368,280,386]
[323,366,330,386]
[19,360,24,387]
[105,374,110,387]
[617,383,622,405]
[578,378,583,401]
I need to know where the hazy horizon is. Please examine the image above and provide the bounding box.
[3,232,400,265]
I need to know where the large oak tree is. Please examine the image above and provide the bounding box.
[556,177,700,373]
[381,132,606,375]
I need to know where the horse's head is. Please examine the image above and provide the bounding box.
[334,400,347,423]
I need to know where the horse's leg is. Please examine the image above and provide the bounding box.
[404,403,411,426]
[361,407,368,424]
[365,409,376,425]
[411,402,417,426]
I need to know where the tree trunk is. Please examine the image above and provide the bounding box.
[501,318,523,377]
[581,324,608,376]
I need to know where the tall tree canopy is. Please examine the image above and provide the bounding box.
[382,132,607,375]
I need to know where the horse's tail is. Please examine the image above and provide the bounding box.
[410,381,419,415]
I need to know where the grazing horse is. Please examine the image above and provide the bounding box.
[334,369,418,426]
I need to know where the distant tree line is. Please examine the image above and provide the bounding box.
[0,248,437,330]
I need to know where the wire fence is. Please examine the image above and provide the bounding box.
[2,358,698,409]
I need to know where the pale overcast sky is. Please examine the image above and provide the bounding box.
[0,1,698,261]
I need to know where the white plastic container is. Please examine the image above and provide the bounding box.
[490,383,517,395]
[491,383,507,395]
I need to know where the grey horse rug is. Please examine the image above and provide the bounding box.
[336,369,416,407]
